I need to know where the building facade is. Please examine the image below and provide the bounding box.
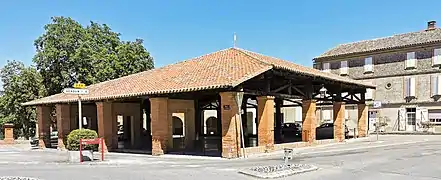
[313,21,441,133]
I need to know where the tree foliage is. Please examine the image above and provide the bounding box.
[0,16,154,138]
[33,16,154,95]
[0,60,46,138]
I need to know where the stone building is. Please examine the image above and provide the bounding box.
[24,47,372,158]
[313,21,441,133]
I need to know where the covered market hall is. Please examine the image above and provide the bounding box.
[23,47,375,158]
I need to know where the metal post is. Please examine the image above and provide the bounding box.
[78,95,82,130]
[354,128,356,139]
[79,139,83,162]
[101,138,104,161]
[376,111,379,141]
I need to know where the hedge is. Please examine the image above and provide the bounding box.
[66,129,98,151]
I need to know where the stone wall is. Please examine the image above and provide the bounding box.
[316,46,441,105]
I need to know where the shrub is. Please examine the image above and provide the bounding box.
[66,129,98,151]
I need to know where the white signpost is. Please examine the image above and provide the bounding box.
[62,83,89,130]
[372,101,382,141]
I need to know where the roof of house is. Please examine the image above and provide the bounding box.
[315,28,441,60]
[23,48,374,106]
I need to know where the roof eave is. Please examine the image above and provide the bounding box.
[21,84,234,106]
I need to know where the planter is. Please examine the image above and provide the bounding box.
[67,150,94,163]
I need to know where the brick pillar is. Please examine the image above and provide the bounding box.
[56,104,71,150]
[257,96,275,149]
[3,124,14,144]
[302,100,316,142]
[36,105,51,148]
[358,103,368,137]
[96,102,116,152]
[220,92,241,158]
[333,102,345,142]
[150,97,170,156]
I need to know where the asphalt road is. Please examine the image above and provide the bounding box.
[0,135,440,180]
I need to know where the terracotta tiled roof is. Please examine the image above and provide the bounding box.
[316,28,441,59]
[23,48,374,106]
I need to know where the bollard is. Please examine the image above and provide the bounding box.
[283,148,293,165]
[354,128,356,139]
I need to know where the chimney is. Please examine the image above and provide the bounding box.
[427,20,437,31]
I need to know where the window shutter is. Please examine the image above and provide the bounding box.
[416,107,422,128]
[398,108,406,131]
[438,75,441,95]
[364,57,373,72]
[410,77,416,97]
[431,75,437,97]
[421,108,429,123]
[404,77,409,97]
[340,61,348,75]
[406,52,416,68]
[434,49,441,65]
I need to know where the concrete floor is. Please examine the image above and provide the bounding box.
[0,135,440,180]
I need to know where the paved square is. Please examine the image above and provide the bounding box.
[0,135,440,180]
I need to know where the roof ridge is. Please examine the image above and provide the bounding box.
[232,47,274,67]
[316,28,441,59]
[235,47,312,69]
[83,48,235,89]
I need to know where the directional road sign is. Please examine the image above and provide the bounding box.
[62,88,89,95]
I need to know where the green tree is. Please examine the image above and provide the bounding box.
[0,60,46,138]
[33,16,154,95]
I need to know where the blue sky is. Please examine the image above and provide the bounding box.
[1,0,441,69]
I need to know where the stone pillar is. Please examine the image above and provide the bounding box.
[37,106,51,148]
[257,96,275,149]
[150,97,170,156]
[358,103,368,137]
[3,123,14,144]
[302,100,317,142]
[56,104,71,150]
[333,102,345,142]
[96,102,116,152]
[220,92,241,158]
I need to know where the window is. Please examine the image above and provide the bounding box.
[406,108,416,126]
[322,62,330,72]
[404,77,416,97]
[364,57,373,72]
[340,61,348,75]
[365,88,374,100]
[405,52,416,69]
[428,109,441,123]
[431,75,441,97]
[433,48,441,66]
